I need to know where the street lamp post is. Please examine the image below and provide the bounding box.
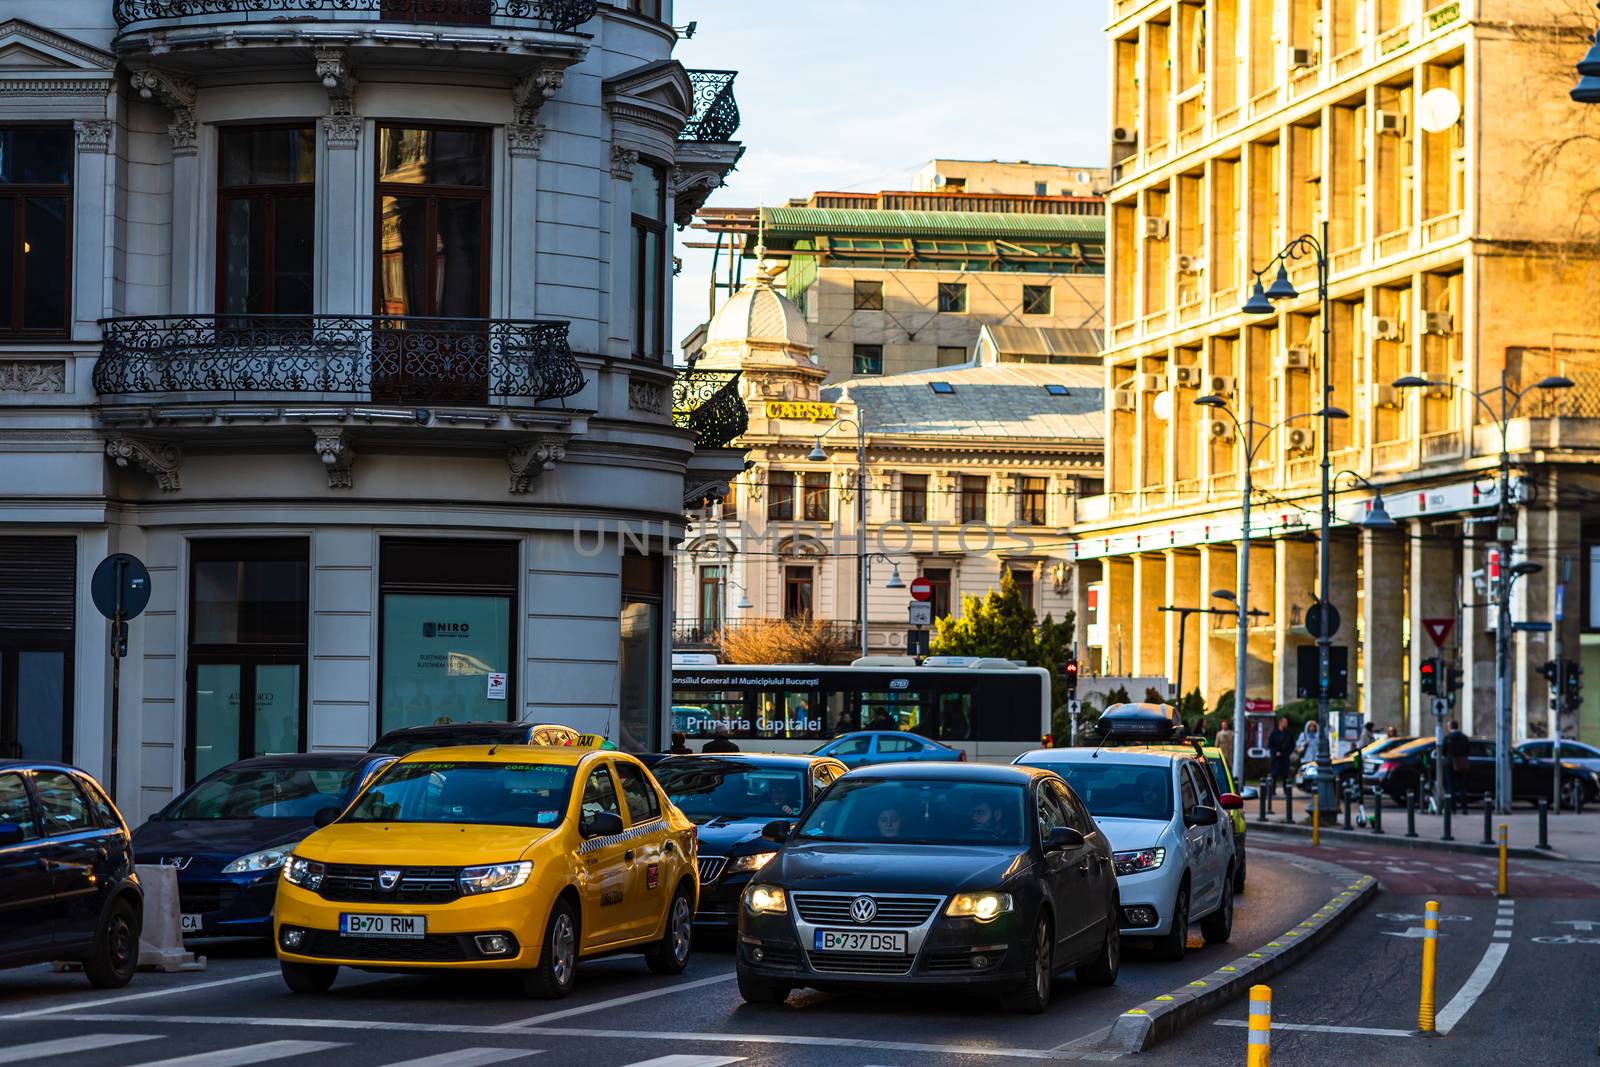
[1394,370,1573,812]
[809,420,870,658]
[1330,470,1396,803]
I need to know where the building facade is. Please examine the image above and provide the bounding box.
[673,264,1104,658]
[1078,0,1600,741]
[0,0,746,818]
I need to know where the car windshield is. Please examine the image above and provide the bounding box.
[166,766,359,820]
[370,730,514,756]
[1028,761,1172,821]
[795,778,1027,846]
[652,765,807,819]
[343,761,574,828]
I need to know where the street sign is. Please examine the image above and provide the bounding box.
[1244,698,1274,713]
[1067,699,1082,717]
[91,553,151,621]
[1431,696,1449,718]
[907,629,930,656]
[908,601,933,626]
[908,576,934,603]
[1422,617,1455,647]
[1305,601,1340,639]
[1514,621,1553,633]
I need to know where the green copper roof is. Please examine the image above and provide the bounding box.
[760,206,1105,241]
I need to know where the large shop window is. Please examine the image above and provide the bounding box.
[379,538,517,735]
[218,125,315,317]
[0,126,72,338]
[630,160,667,360]
[0,537,75,761]
[187,540,309,784]
[619,553,663,753]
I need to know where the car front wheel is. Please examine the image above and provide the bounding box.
[1004,912,1053,1014]
[280,961,338,994]
[1201,870,1235,945]
[736,966,791,1005]
[522,899,579,999]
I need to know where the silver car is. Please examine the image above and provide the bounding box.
[1015,748,1238,961]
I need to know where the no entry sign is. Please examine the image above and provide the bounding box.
[909,576,934,602]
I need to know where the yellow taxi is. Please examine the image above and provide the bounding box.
[273,745,697,998]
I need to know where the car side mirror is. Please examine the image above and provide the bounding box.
[761,819,793,842]
[1239,786,1259,802]
[1218,793,1244,811]
[0,822,24,846]
[582,811,624,839]
[1044,826,1085,851]
[312,806,340,828]
[1184,805,1219,827]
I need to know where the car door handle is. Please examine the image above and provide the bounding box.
[624,849,635,863]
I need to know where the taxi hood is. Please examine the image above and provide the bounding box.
[296,822,554,866]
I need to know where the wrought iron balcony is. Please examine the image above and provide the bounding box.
[93,314,586,407]
[680,70,740,143]
[672,368,747,449]
[112,0,598,32]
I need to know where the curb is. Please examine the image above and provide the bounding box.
[1098,861,1378,1053]
[1249,820,1560,861]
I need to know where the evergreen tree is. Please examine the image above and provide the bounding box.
[931,569,1040,662]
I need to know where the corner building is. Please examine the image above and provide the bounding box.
[0,0,745,818]
[1078,0,1600,741]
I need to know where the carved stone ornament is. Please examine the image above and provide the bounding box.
[167,108,198,154]
[74,120,112,153]
[506,122,545,158]
[512,67,565,126]
[610,144,640,180]
[669,166,723,199]
[106,437,181,491]
[0,360,66,393]
[312,429,355,489]
[129,68,195,111]
[321,114,361,151]
[683,479,732,510]
[314,48,356,114]
[628,378,665,415]
[838,467,858,504]
[507,440,566,493]
[745,464,765,501]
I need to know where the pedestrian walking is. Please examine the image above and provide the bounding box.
[1215,722,1236,762]
[1267,716,1294,796]
[1442,720,1470,812]
[1358,721,1378,750]
[1293,718,1321,766]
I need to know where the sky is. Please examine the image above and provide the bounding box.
[670,0,1109,355]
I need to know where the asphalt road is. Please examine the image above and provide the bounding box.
[0,850,1335,1066]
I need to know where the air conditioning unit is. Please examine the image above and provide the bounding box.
[1372,315,1404,341]
[1144,217,1170,240]
[1282,346,1312,370]
[1288,46,1316,69]
[1113,389,1138,412]
[1176,253,1208,273]
[1423,310,1455,335]
[1373,383,1403,409]
[1138,373,1164,392]
[1112,126,1139,145]
[1375,110,1405,136]
[1284,426,1315,453]
[1208,419,1236,442]
[1171,364,1202,388]
[1209,374,1236,396]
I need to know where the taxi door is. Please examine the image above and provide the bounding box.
[575,761,636,951]
[613,760,673,942]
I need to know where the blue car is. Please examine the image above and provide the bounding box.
[811,731,966,768]
[132,752,393,938]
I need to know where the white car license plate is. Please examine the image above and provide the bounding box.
[340,913,426,939]
[180,913,202,933]
[813,929,906,953]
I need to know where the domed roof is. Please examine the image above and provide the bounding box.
[703,255,813,354]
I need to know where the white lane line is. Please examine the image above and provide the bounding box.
[1436,941,1510,1034]
[1214,1019,1412,1038]
[0,969,280,1019]
[130,1040,344,1067]
[1495,918,1514,926]
[7,1034,164,1061]
[380,1049,543,1067]
[615,1057,745,1067]
[496,973,738,1029]
[1492,930,1512,939]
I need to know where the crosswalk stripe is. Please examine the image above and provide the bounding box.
[615,1057,746,1067]
[379,1049,543,1067]
[9,1034,163,1062]
[130,1040,344,1067]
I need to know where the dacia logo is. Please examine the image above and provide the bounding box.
[377,869,402,892]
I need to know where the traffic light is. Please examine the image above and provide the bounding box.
[1062,659,1080,700]
[1419,656,1440,696]
[1564,659,1583,715]
[1446,664,1464,695]
[1541,659,1560,688]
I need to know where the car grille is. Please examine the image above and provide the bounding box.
[697,857,727,883]
[179,886,237,914]
[316,865,461,904]
[792,892,941,926]
[806,949,914,975]
[297,930,474,962]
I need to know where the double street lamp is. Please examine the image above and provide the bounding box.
[808,423,904,658]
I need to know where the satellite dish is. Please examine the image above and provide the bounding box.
[1417,88,1461,133]
[930,173,946,188]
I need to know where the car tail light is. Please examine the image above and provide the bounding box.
[1380,760,1398,774]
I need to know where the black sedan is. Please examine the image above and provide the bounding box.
[735,763,1119,1013]
[649,753,848,931]
[1374,738,1600,808]
[133,752,393,938]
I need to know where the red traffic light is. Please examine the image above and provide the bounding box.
[1063,660,1080,678]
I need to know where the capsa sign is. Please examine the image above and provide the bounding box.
[764,401,836,422]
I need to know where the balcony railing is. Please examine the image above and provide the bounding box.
[672,368,747,449]
[672,618,859,648]
[680,70,740,143]
[1420,428,1465,463]
[93,314,586,406]
[113,0,598,31]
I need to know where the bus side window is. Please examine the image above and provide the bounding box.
[938,693,972,741]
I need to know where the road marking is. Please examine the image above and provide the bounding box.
[0,969,280,1019]
[1495,917,1513,926]
[1493,930,1512,939]
[1214,1019,1412,1038]
[8,1034,163,1061]
[614,1058,745,1067]
[129,1040,344,1067]
[497,973,738,1029]
[1436,941,1510,1034]
[380,1049,543,1067]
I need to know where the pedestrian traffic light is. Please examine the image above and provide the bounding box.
[1419,656,1439,696]
[1446,665,1464,693]
[1540,659,1560,688]
[1564,659,1583,714]
[1062,659,1079,699]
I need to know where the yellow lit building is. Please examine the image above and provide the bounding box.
[1075,0,1600,742]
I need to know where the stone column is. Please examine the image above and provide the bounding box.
[1408,518,1458,736]
[1165,550,1201,699]
[1246,537,1276,703]
[1324,531,1360,710]
[608,142,639,355]
[1275,539,1317,708]
[1516,500,1581,739]
[319,115,363,314]
[1070,558,1093,663]
[1198,544,1236,705]
[1361,528,1407,731]
[72,120,112,335]
[1131,553,1167,685]
[1459,533,1495,735]
[1102,556,1136,677]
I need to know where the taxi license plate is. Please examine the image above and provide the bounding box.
[180,914,202,933]
[340,914,425,939]
[813,929,906,954]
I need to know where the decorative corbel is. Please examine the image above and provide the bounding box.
[130,69,197,155]
[610,143,640,180]
[314,48,360,150]
[508,440,566,493]
[312,429,355,489]
[106,437,181,491]
[512,67,565,126]
[838,467,859,504]
[1050,560,1072,596]
[74,120,112,154]
[507,122,545,158]
[745,464,766,501]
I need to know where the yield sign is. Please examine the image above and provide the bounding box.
[1422,618,1455,647]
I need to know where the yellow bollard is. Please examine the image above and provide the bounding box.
[1497,824,1509,897]
[1247,984,1271,1066]
[1418,899,1439,1033]
[1311,793,1320,847]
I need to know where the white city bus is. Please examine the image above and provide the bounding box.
[668,656,1052,764]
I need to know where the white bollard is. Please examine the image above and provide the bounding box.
[135,864,206,972]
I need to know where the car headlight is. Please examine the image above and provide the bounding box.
[222,847,293,874]
[743,883,788,914]
[945,892,1013,921]
[1113,847,1166,876]
[459,861,533,895]
[727,850,778,874]
[282,855,325,890]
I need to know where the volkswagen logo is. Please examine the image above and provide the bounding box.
[850,896,877,924]
[377,869,402,892]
